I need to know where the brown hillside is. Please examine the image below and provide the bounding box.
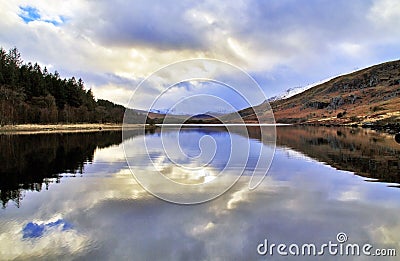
[241,60,400,125]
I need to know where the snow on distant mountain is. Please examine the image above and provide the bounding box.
[149,108,173,114]
[267,76,339,102]
[148,108,231,115]
[267,86,310,102]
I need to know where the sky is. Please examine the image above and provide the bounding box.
[0,0,399,113]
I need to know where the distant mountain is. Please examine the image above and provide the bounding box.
[145,108,230,124]
[144,110,227,124]
[182,114,223,124]
[149,108,231,115]
[149,108,175,115]
[234,60,400,125]
[190,114,217,119]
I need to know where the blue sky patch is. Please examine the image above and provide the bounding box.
[22,222,45,238]
[19,6,40,23]
[19,6,65,26]
[22,219,73,239]
[44,16,66,26]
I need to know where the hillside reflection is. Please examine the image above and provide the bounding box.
[149,125,400,186]
[0,130,140,208]
[255,126,400,185]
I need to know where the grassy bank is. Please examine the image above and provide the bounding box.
[0,123,144,134]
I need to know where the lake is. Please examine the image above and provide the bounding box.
[1,126,399,260]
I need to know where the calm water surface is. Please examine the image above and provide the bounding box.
[1,126,400,260]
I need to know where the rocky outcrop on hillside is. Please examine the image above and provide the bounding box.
[328,61,400,93]
[234,60,400,126]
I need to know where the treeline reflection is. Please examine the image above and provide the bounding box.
[0,130,140,208]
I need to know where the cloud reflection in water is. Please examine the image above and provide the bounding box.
[1,127,400,260]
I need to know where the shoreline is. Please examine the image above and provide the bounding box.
[296,122,400,134]
[1,122,398,136]
[0,123,144,134]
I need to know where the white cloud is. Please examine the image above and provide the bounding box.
[369,0,400,29]
[0,0,399,107]
[0,220,89,260]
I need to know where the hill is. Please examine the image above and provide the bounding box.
[237,60,400,126]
